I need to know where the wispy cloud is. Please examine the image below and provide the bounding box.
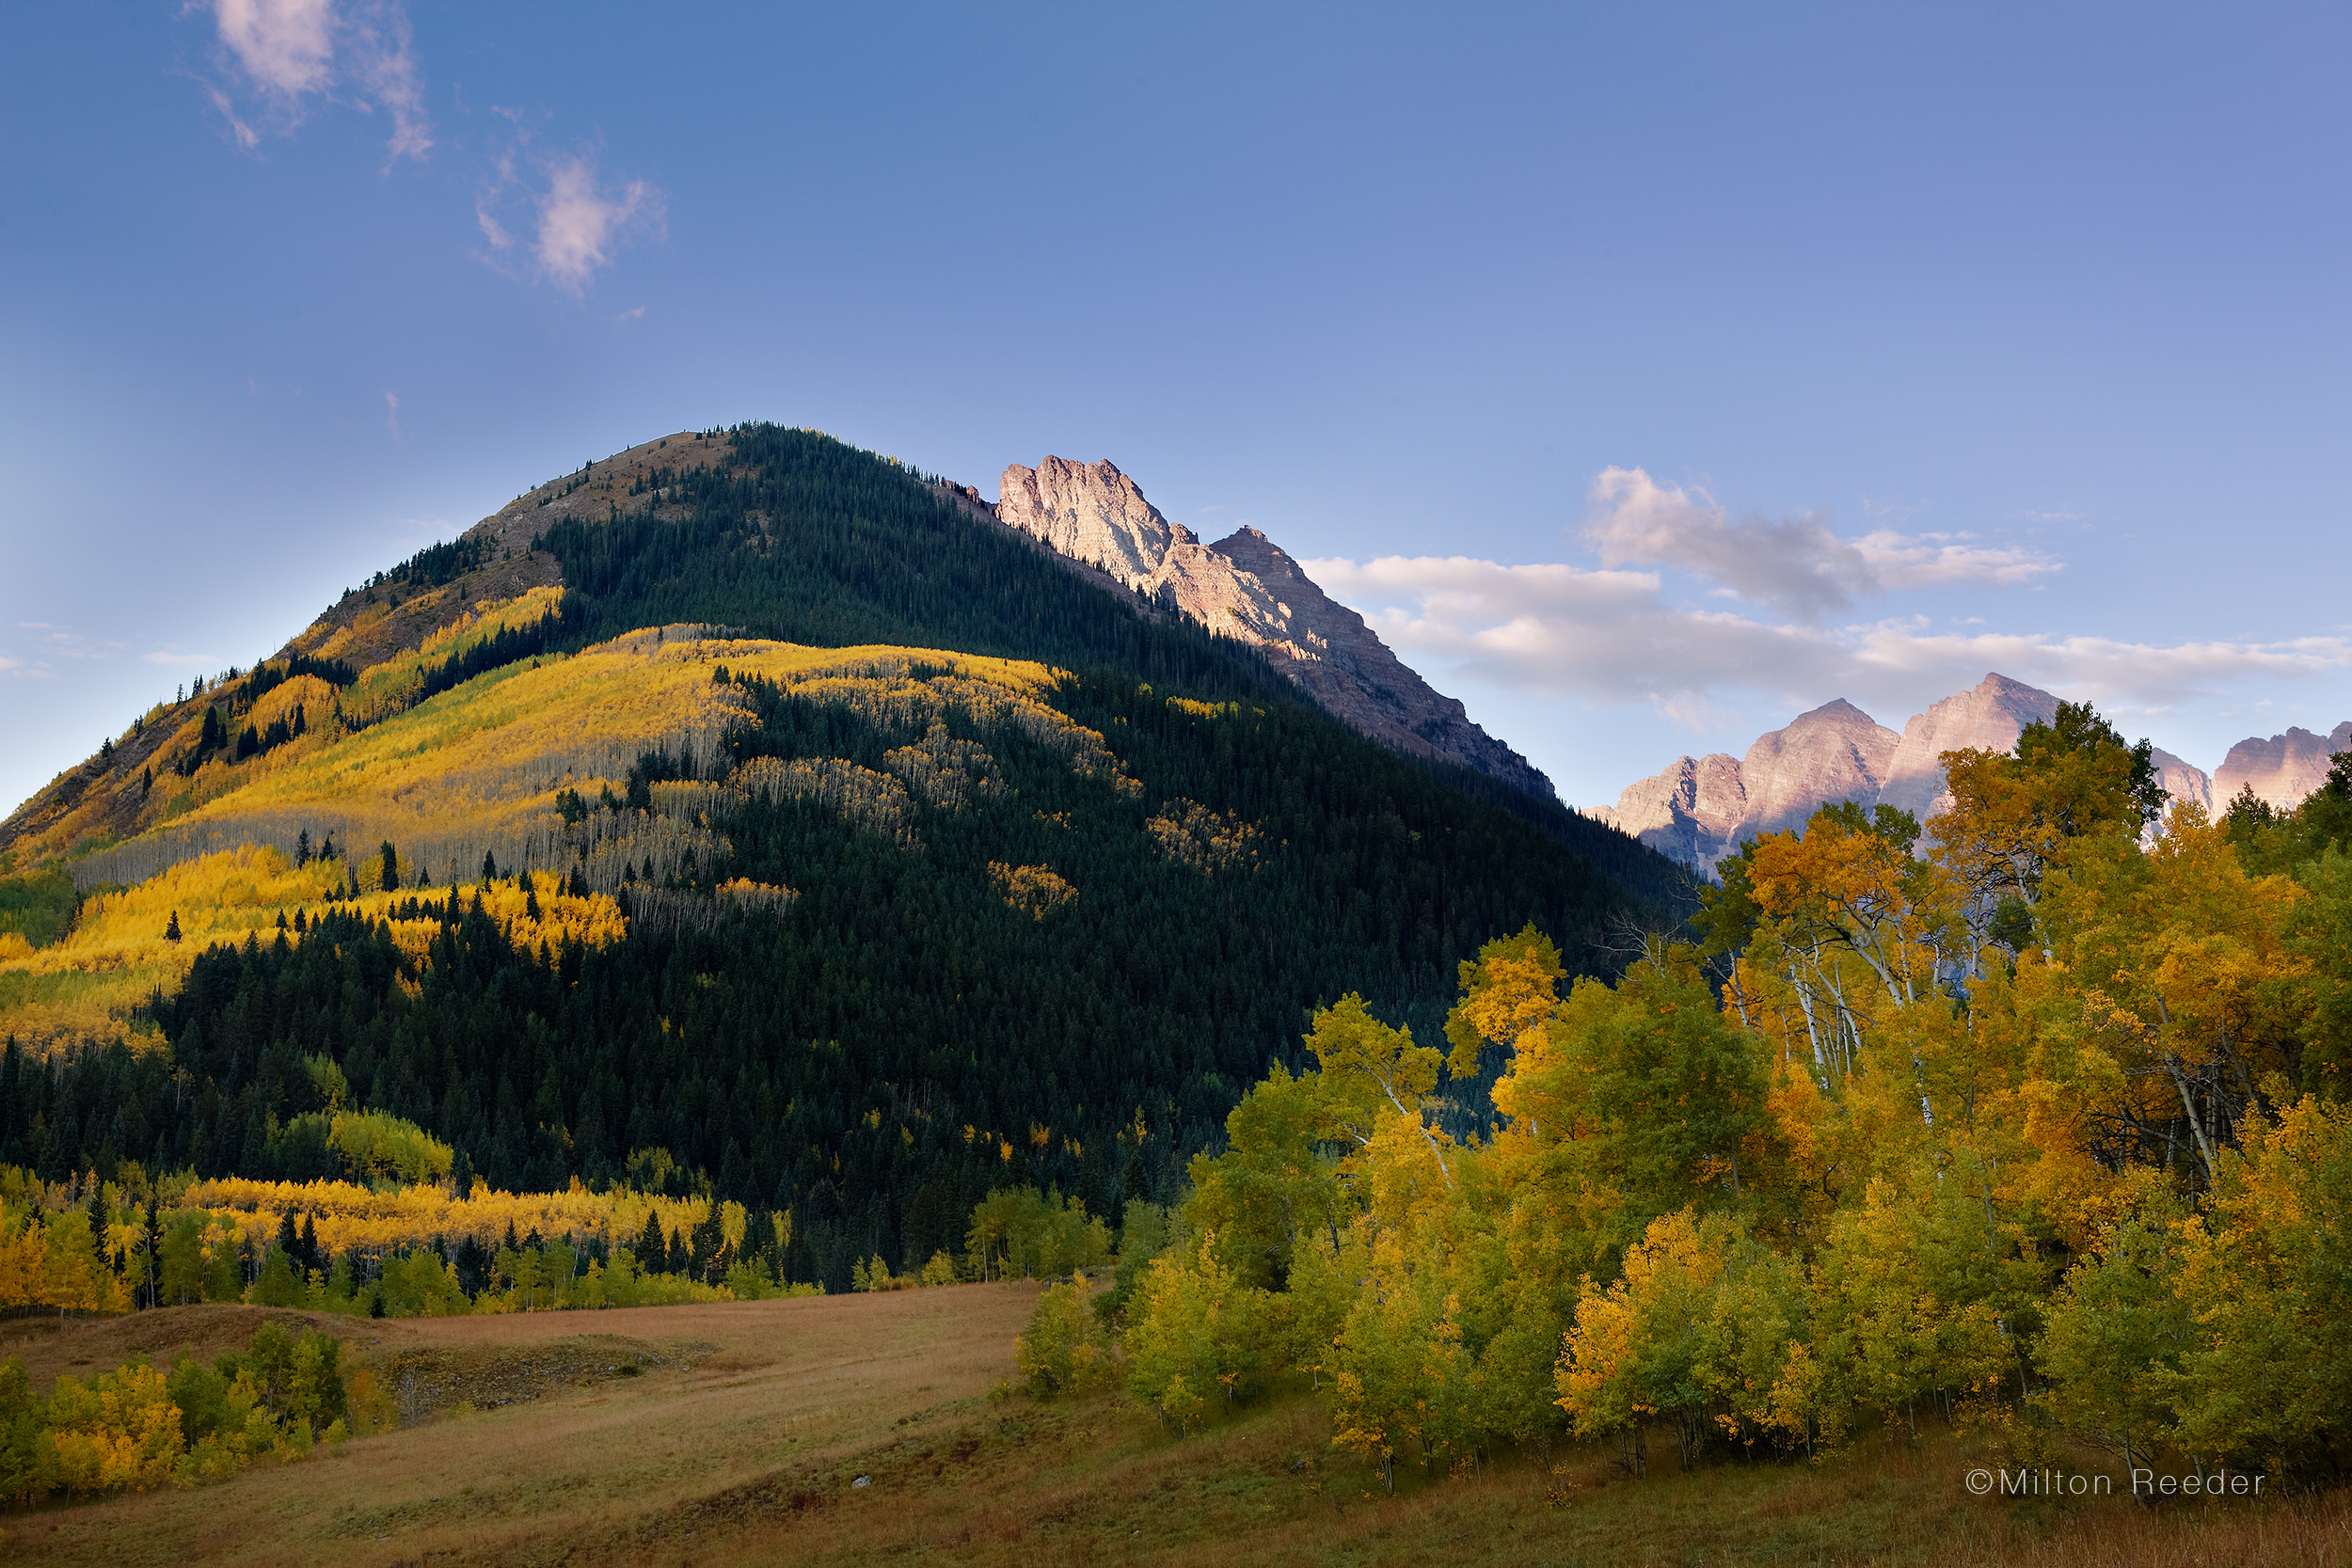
[1,625,133,679]
[1583,467,2058,621]
[476,142,665,297]
[1305,552,2351,724]
[201,0,431,165]
[383,390,401,438]
[141,648,225,669]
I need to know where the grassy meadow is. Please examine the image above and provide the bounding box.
[4,1289,2345,1567]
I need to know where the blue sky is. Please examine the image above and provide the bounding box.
[4,1,2348,817]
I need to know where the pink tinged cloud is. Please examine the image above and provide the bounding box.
[534,157,660,295]
[1303,552,2350,721]
[206,0,431,164]
[1582,467,2058,621]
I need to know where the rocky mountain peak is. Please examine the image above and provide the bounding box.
[1736,700,1901,840]
[994,457,1556,801]
[2212,721,2352,812]
[997,457,1174,589]
[1874,673,2062,823]
[1595,671,2349,874]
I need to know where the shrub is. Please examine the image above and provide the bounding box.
[1017,1275,1114,1397]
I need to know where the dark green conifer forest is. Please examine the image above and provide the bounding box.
[0,426,1688,1291]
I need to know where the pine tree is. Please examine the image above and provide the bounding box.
[165,911,182,943]
[637,1211,666,1273]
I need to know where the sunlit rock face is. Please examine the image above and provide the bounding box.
[2212,722,2352,813]
[1587,752,1748,871]
[1873,673,2063,825]
[996,457,1556,800]
[1594,675,2062,873]
[1734,699,1902,841]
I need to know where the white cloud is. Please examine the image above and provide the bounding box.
[1305,553,2352,725]
[535,157,660,294]
[142,649,225,668]
[475,146,664,296]
[203,0,430,164]
[1582,467,2058,621]
[383,390,400,438]
[214,0,334,97]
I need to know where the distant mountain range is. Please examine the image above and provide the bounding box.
[1590,672,2352,872]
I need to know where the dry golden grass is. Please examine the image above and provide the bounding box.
[7,1291,2349,1566]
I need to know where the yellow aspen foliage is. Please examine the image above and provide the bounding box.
[40,1362,183,1497]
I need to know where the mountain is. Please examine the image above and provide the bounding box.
[2150,746,2215,816]
[1733,699,1900,839]
[1590,696,1908,871]
[995,457,1557,801]
[2212,722,2352,812]
[1595,670,2350,873]
[1593,673,2060,871]
[1871,673,2061,823]
[0,424,1682,1291]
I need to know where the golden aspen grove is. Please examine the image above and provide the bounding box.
[5,429,2344,1562]
[1023,705,2352,1513]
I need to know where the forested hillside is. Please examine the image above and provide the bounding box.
[533,426,1671,901]
[0,425,1687,1293]
[1068,706,2352,1493]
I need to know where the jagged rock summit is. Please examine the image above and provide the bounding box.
[996,456,1557,800]
[1595,673,2070,871]
[1589,697,1902,871]
[1873,673,2062,823]
[2213,722,2352,812]
[1597,672,2352,874]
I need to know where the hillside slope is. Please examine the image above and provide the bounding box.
[0,424,1687,1288]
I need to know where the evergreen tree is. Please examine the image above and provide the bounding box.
[637,1211,666,1273]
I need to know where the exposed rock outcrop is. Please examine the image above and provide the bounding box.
[1594,674,2057,872]
[1596,670,2352,875]
[996,457,1557,800]
[2150,748,2213,817]
[1590,699,1898,869]
[1735,700,1902,840]
[2212,722,2352,812]
[1874,674,2062,824]
[1588,752,1747,870]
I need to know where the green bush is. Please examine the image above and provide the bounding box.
[1016,1275,1114,1397]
